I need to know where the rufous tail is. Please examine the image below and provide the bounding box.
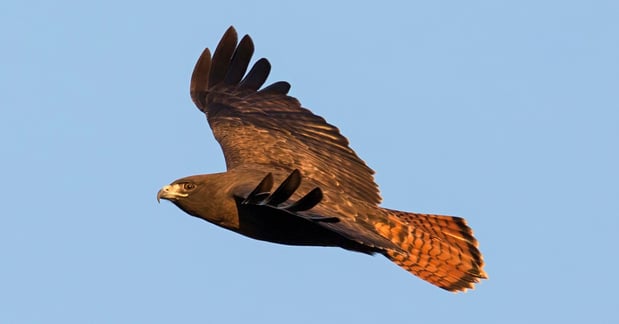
[377,209,487,292]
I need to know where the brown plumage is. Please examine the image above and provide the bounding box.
[158,26,487,292]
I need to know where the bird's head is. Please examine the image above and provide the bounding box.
[157,173,240,228]
[157,179,199,203]
[157,176,209,218]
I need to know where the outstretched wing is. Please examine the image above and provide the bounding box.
[233,170,401,253]
[190,27,381,205]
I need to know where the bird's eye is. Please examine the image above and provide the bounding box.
[183,183,196,190]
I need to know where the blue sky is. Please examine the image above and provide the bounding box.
[1,1,618,323]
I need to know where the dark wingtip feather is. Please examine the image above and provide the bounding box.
[259,81,291,95]
[265,169,301,205]
[239,58,271,91]
[190,48,212,108]
[224,34,255,85]
[286,187,323,212]
[244,173,274,204]
[209,27,238,87]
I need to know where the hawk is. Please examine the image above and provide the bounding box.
[157,27,487,292]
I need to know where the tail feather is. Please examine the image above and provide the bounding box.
[377,209,487,292]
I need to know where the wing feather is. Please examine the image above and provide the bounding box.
[224,35,254,85]
[208,26,237,86]
[259,81,290,95]
[239,58,271,90]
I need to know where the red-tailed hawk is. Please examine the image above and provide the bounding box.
[158,27,487,292]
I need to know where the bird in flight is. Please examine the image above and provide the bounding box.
[158,27,487,292]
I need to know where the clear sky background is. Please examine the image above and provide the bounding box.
[1,1,617,323]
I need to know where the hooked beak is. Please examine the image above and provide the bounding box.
[157,184,187,203]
